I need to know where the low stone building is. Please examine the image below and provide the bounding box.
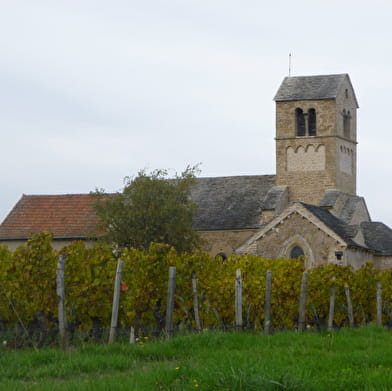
[0,194,99,250]
[1,73,392,268]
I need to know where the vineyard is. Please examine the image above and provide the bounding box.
[1,232,392,348]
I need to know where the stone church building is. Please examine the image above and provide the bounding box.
[1,74,392,269]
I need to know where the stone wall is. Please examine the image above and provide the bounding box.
[275,94,357,205]
[0,239,96,251]
[373,256,392,270]
[345,247,375,269]
[276,141,339,205]
[200,229,258,258]
[252,212,346,268]
[335,77,358,195]
[286,144,326,172]
[261,210,277,225]
[335,77,358,141]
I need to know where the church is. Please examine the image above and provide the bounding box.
[1,74,392,269]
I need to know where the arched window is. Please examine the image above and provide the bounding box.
[295,108,316,136]
[343,110,351,138]
[308,108,316,136]
[295,108,306,136]
[290,246,304,259]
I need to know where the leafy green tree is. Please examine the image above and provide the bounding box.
[93,166,201,252]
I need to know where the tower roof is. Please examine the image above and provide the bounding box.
[274,74,359,107]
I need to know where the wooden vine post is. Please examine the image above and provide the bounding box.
[298,271,308,332]
[235,269,243,330]
[165,266,176,338]
[377,282,382,326]
[327,277,336,331]
[108,259,124,344]
[344,283,354,327]
[264,270,272,335]
[191,271,202,331]
[56,254,68,351]
[129,327,135,344]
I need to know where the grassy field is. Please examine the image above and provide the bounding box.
[1,326,392,390]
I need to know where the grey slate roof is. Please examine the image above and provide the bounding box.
[319,190,369,224]
[300,203,360,247]
[261,186,288,210]
[340,196,364,223]
[361,222,392,256]
[274,74,358,107]
[319,190,341,208]
[301,203,392,255]
[191,175,275,230]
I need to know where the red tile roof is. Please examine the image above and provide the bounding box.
[0,194,101,240]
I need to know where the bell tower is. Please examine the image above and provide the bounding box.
[274,74,359,205]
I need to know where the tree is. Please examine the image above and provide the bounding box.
[93,166,201,253]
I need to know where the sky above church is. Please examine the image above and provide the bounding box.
[1,0,392,227]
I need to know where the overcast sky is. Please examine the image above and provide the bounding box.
[1,0,392,227]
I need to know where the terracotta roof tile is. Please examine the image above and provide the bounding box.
[0,194,101,240]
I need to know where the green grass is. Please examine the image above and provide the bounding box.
[1,326,392,390]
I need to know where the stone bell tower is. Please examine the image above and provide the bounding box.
[274,74,359,205]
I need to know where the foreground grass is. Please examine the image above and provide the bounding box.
[0,326,392,390]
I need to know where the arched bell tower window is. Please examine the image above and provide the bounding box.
[295,108,306,136]
[308,108,316,136]
[290,245,304,260]
[295,108,316,136]
[343,109,351,138]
